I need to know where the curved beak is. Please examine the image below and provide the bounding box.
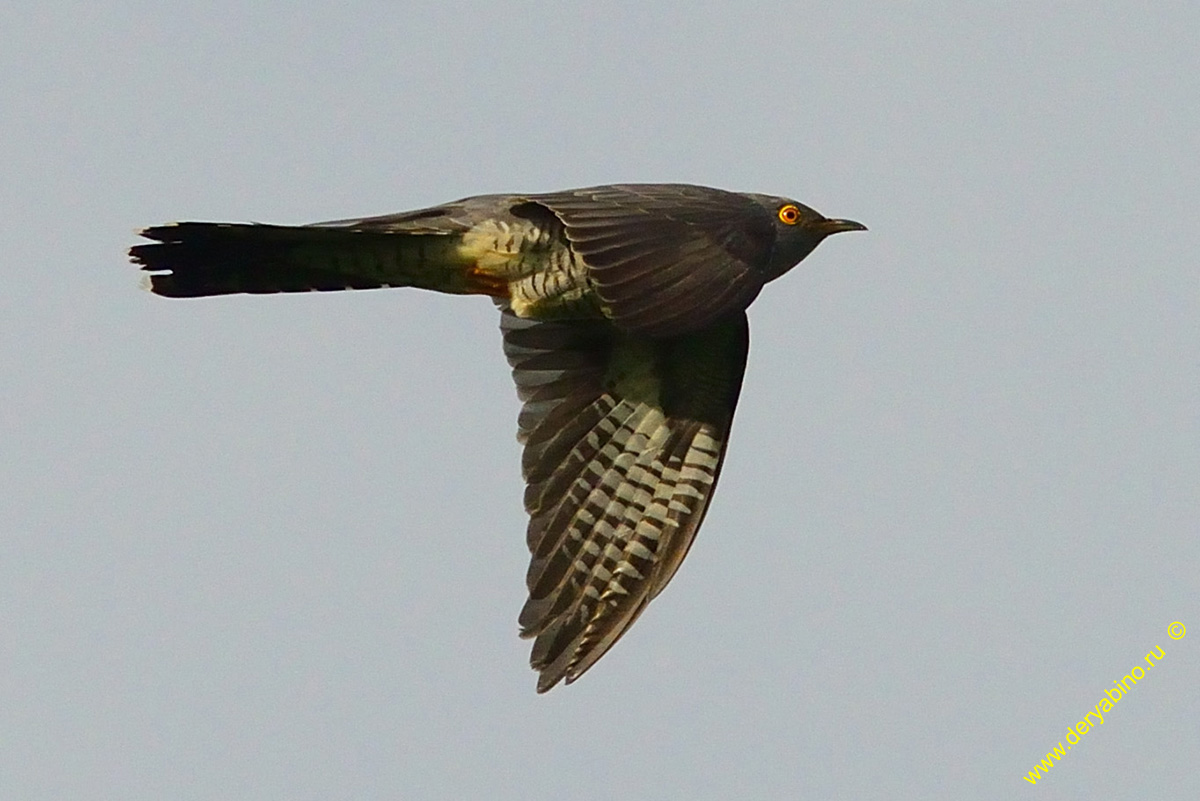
[819,218,868,235]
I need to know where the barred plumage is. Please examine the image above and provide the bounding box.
[502,308,747,690]
[129,182,864,692]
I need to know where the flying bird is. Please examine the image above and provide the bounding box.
[130,183,865,692]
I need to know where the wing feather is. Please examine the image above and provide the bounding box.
[500,306,750,691]
[530,184,775,337]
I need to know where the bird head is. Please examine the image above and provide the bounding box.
[745,194,866,281]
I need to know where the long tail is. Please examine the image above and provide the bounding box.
[130,222,502,299]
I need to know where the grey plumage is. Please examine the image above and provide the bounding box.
[130,183,865,692]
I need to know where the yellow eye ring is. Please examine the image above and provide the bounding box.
[778,204,800,225]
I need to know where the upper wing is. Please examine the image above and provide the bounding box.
[530,184,775,337]
[501,306,750,691]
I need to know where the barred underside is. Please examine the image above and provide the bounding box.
[129,199,600,311]
[502,307,749,692]
[129,182,855,693]
[458,217,599,321]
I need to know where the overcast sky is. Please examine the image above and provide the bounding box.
[2,3,1197,799]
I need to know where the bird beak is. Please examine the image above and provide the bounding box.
[818,218,868,235]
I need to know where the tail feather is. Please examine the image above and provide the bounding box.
[130,222,470,298]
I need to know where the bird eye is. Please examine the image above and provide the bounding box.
[778,204,800,225]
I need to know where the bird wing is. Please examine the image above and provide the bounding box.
[501,305,750,691]
[530,184,775,337]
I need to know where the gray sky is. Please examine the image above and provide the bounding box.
[3,3,1197,799]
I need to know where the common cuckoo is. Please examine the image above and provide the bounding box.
[130,183,865,692]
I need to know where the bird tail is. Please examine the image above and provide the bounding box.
[130,222,507,299]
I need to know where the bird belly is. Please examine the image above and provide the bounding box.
[458,219,602,320]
